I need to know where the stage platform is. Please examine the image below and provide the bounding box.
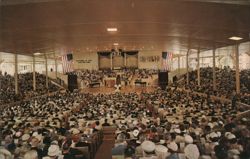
[80,85,156,94]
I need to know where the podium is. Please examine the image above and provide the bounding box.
[104,77,116,87]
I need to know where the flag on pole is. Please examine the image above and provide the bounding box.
[62,54,74,74]
[162,52,173,71]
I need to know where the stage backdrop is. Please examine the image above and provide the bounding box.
[113,55,124,68]
[98,52,111,69]
[125,51,138,68]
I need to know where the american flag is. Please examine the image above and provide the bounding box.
[62,54,74,74]
[162,52,173,71]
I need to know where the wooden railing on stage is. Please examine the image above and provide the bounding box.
[134,81,147,86]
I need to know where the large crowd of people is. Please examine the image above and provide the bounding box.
[0,72,20,104]
[0,88,249,159]
[175,67,250,105]
[0,72,60,105]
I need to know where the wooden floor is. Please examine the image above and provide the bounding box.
[81,85,157,94]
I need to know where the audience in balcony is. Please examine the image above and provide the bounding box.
[175,67,250,105]
[0,71,59,105]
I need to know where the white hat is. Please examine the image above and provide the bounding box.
[51,140,59,145]
[30,137,40,147]
[159,139,165,144]
[32,132,38,137]
[167,142,178,152]
[225,132,231,137]
[0,149,12,158]
[24,150,38,159]
[184,135,193,144]
[208,123,214,128]
[227,133,236,140]
[15,131,22,138]
[136,140,141,144]
[133,130,139,137]
[155,145,168,153]
[48,145,60,157]
[174,129,181,134]
[242,118,247,122]
[127,119,132,123]
[71,128,80,135]
[141,140,156,153]
[218,121,224,125]
[133,120,138,126]
[22,134,30,141]
[35,135,43,141]
[184,144,200,159]
[209,132,218,139]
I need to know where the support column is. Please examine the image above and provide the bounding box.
[98,54,100,70]
[197,49,201,86]
[186,50,189,86]
[124,53,127,67]
[212,48,216,91]
[178,55,180,76]
[235,44,240,94]
[45,54,48,89]
[33,55,36,91]
[14,54,18,94]
[137,53,139,68]
[110,53,113,70]
[54,53,58,79]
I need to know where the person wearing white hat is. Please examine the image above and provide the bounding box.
[166,142,179,159]
[184,135,193,144]
[140,140,157,159]
[0,147,12,159]
[132,129,140,139]
[174,129,184,144]
[24,150,38,159]
[22,134,31,142]
[155,145,169,159]
[185,144,200,158]
[46,145,61,159]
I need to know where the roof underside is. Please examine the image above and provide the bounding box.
[0,0,250,55]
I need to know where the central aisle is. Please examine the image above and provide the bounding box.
[94,140,115,159]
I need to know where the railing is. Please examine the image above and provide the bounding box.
[51,77,67,89]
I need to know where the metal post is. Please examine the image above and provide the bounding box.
[45,54,48,89]
[54,53,58,79]
[212,48,216,91]
[178,55,180,76]
[186,50,189,86]
[235,44,240,94]
[33,55,36,91]
[110,53,113,70]
[124,53,127,67]
[14,54,18,94]
[197,49,201,86]
[137,53,139,68]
